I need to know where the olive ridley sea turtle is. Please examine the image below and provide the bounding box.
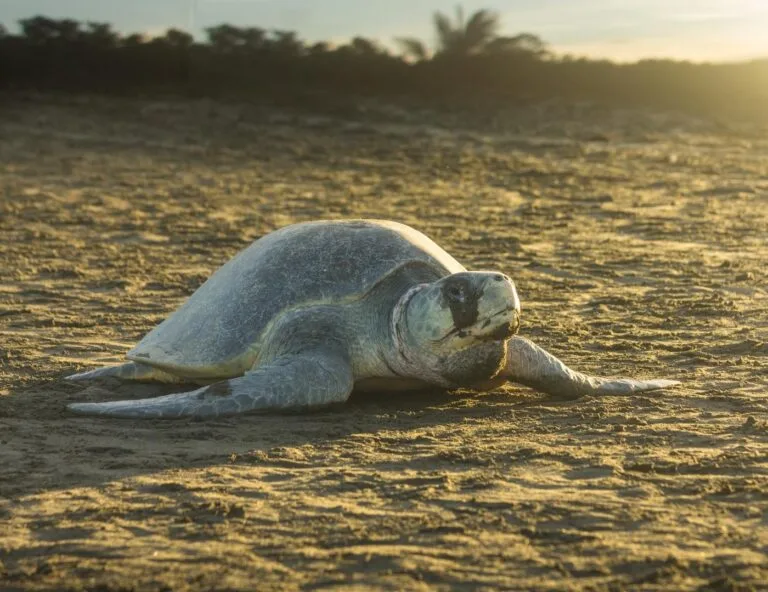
[66,219,680,418]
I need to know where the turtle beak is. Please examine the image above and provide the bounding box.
[481,274,520,339]
[488,308,520,339]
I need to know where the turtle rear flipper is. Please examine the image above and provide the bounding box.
[67,350,354,419]
[503,336,681,399]
[66,361,183,384]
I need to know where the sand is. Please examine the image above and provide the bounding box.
[0,94,766,591]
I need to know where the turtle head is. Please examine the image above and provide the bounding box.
[394,272,521,387]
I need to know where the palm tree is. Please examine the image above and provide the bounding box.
[396,5,500,61]
[435,6,499,55]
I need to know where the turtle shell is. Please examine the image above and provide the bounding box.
[127,219,464,377]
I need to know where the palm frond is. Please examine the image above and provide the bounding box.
[464,9,500,53]
[395,37,430,61]
[433,11,456,51]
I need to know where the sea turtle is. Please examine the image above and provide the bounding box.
[66,219,679,418]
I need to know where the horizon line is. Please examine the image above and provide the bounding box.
[2,13,768,66]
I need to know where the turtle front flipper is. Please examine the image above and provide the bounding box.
[67,351,354,419]
[502,336,680,399]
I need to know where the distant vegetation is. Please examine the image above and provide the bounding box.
[1,9,767,122]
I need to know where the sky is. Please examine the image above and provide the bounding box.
[2,0,767,63]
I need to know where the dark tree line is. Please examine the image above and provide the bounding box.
[1,12,767,122]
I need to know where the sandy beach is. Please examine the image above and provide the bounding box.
[0,94,766,591]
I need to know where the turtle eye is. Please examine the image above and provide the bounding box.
[446,283,466,303]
